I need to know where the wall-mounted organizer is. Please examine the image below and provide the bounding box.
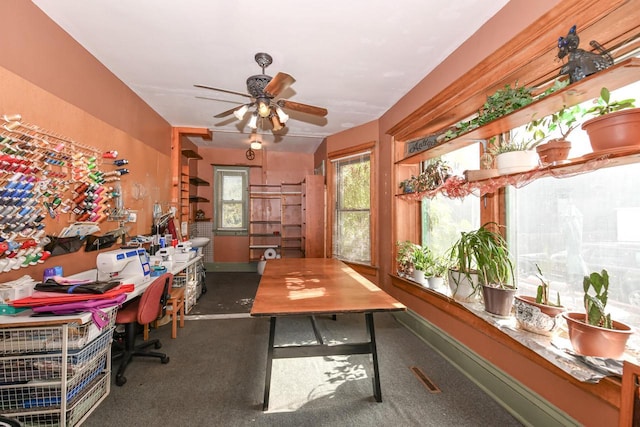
[0,114,130,272]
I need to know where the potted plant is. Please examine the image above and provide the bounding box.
[562,269,633,358]
[533,104,584,164]
[488,133,540,175]
[426,255,449,292]
[395,240,415,277]
[447,222,514,311]
[581,87,639,152]
[411,244,431,287]
[514,264,565,336]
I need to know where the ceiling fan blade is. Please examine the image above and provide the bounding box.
[194,84,252,99]
[196,96,244,105]
[264,72,295,98]
[277,99,328,117]
[214,103,252,118]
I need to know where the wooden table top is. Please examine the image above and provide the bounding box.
[250,258,406,317]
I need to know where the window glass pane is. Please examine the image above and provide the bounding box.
[509,164,640,328]
[338,157,370,209]
[214,166,248,233]
[422,144,481,256]
[508,82,640,328]
[333,153,371,263]
[222,174,243,201]
[221,202,243,228]
[336,211,370,263]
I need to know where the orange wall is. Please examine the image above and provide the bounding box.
[194,146,313,262]
[0,2,172,281]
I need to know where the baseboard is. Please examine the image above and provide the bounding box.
[393,310,579,427]
[206,262,257,273]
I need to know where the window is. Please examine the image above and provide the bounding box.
[214,166,248,234]
[421,144,481,257]
[508,82,640,330]
[330,144,374,264]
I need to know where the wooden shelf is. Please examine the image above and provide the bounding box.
[398,147,640,200]
[396,58,640,165]
[189,196,209,203]
[182,149,202,159]
[189,177,210,186]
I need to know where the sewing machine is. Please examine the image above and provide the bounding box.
[96,248,151,283]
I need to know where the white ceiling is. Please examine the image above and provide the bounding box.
[33,0,509,153]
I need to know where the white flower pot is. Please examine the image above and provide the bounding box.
[447,269,480,302]
[428,276,445,292]
[495,150,539,175]
[413,270,428,286]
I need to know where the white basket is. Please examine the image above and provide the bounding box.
[0,329,113,383]
[3,373,109,427]
[0,308,117,355]
[0,341,108,411]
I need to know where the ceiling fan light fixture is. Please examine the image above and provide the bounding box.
[270,115,284,131]
[275,107,289,124]
[250,140,262,150]
[257,99,271,118]
[248,112,258,129]
[233,104,249,120]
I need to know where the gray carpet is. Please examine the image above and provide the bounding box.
[83,311,523,426]
[188,272,260,315]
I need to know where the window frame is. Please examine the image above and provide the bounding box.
[327,141,377,266]
[213,166,249,235]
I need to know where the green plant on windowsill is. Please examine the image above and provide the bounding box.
[448,222,515,291]
[412,245,432,273]
[395,240,415,276]
[534,264,562,307]
[487,132,541,156]
[583,269,613,329]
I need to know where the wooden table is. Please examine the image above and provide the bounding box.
[250,258,406,410]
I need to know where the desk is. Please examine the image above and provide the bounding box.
[250,258,406,410]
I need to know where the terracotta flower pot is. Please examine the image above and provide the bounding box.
[581,108,640,152]
[562,312,633,359]
[482,285,516,317]
[514,295,565,336]
[535,139,571,164]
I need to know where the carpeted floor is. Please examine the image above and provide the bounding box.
[82,273,523,426]
[188,272,261,315]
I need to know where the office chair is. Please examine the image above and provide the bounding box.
[113,273,172,386]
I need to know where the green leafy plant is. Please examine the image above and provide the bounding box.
[584,87,636,117]
[396,240,415,275]
[583,269,613,329]
[426,255,450,278]
[448,222,515,290]
[488,133,540,156]
[412,245,432,272]
[534,264,562,307]
[477,82,534,126]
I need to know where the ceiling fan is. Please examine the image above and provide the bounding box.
[194,52,328,132]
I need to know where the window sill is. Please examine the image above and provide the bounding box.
[339,260,378,277]
[390,273,623,409]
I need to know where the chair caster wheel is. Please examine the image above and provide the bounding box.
[161,356,170,364]
[154,342,162,349]
[115,375,127,386]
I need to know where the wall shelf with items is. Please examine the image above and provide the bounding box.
[280,183,303,258]
[249,184,282,261]
[396,57,640,166]
[397,135,640,201]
